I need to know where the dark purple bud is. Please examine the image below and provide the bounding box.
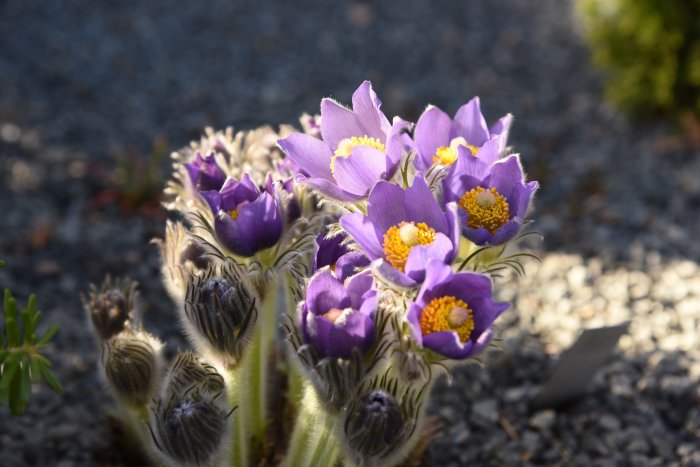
[185,152,226,192]
[83,277,139,341]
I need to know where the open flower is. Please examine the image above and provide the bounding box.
[412,98,512,171]
[443,154,538,246]
[300,270,377,359]
[201,174,283,257]
[313,233,370,281]
[406,261,509,360]
[340,174,459,287]
[278,81,410,201]
[185,152,227,192]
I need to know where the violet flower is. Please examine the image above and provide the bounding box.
[412,98,512,171]
[406,260,509,360]
[185,152,227,192]
[300,270,376,359]
[340,174,460,287]
[201,174,283,257]
[278,81,410,201]
[313,233,370,282]
[443,154,538,246]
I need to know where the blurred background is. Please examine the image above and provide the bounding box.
[1,0,699,465]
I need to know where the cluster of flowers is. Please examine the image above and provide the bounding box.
[84,81,538,467]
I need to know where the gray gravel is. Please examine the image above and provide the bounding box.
[1,0,699,465]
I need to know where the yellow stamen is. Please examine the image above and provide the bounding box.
[228,209,239,220]
[322,307,344,323]
[382,222,436,272]
[433,137,478,166]
[419,295,474,343]
[331,135,385,172]
[459,186,510,234]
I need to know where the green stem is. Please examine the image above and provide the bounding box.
[228,376,250,467]
[285,384,340,467]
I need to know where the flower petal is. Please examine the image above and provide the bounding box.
[335,251,371,282]
[404,234,454,283]
[333,145,387,197]
[294,173,364,202]
[452,97,490,147]
[367,181,407,235]
[414,105,452,170]
[488,155,524,199]
[320,98,364,150]
[404,174,448,234]
[278,133,334,180]
[423,331,475,359]
[489,113,513,154]
[306,270,350,316]
[351,81,391,140]
[339,213,384,260]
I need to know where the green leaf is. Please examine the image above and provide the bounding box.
[4,289,20,347]
[0,259,5,267]
[37,325,59,346]
[30,310,42,336]
[0,354,19,392]
[9,366,25,415]
[19,355,31,404]
[29,355,42,383]
[21,297,35,344]
[39,366,62,395]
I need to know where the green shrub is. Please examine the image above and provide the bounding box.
[578,0,700,119]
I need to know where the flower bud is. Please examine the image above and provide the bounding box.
[82,276,139,341]
[341,375,423,467]
[183,262,257,366]
[149,392,232,466]
[166,351,225,397]
[102,331,163,407]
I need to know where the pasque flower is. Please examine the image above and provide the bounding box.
[185,152,227,192]
[201,173,283,257]
[278,81,410,201]
[406,260,509,360]
[300,270,377,359]
[412,98,512,171]
[443,153,538,246]
[340,174,460,287]
[313,233,370,281]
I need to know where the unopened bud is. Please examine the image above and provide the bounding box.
[82,277,139,340]
[166,351,225,397]
[150,393,232,466]
[102,331,162,407]
[345,390,403,459]
[183,264,257,365]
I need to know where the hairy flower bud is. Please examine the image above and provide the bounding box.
[183,261,257,366]
[149,391,233,467]
[166,351,226,397]
[82,276,139,341]
[101,331,163,407]
[342,375,424,467]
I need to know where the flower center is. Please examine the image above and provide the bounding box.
[433,137,478,166]
[382,222,436,272]
[459,186,510,234]
[322,307,344,323]
[419,295,474,343]
[331,136,386,172]
[227,209,239,220]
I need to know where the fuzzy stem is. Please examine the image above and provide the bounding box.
[285,384,340,467]
[229,377,250,467]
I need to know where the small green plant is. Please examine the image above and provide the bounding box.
[578,0,700,120]
[0,259,62,415]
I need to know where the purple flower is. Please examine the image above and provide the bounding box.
[406,261,509,360]
[313,233,370,281]
[339,174,460,287]
[201,174,283,257]
[443,154,538,246]
[278,81,410,201]
[185,152,227,192]
[300,270,377,359]
[412,99,512,171]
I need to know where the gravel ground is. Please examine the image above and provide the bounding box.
[1,0,699,465]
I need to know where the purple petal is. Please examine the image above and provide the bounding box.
[475,138,502,166]
[414,260,453,307]
[333,146,388,197]
[384,117,412,169]
[335,251,371,282]
[351,81,391,140]
[306,271,350,316]
[339,213,384,260]
[404,174,448,234]
[345,269,374,309]
[320,98,364,150]
[366,181,407,235]
[414,105,452,170]
[470,297,509,339]
[294,173,364,202]
[462,224,493,246]
[406,303,424,345]
[423,331,475,359]
[278,133,334,180]
[437,272,493,304]
[404,234,455,283]
[452,97,490,147]
[201,190,222,212]
[488,155,524,199]
[445,202,461,254]
[215,193,283,256]
[470,327,495,356]
[489,113,513,153]
[373,259,418,288]
[443,150,490,203]
[489,218,521,245]
[314,234,349,272]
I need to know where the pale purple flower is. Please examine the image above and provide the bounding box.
[300,270,377,359]
[278,81,410,201]
[313,233,370,281]
[201,174,283,257]
[412,99,512,171]
[406,261,509,360]
[340,174,459,287]
[185,152,227,192]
